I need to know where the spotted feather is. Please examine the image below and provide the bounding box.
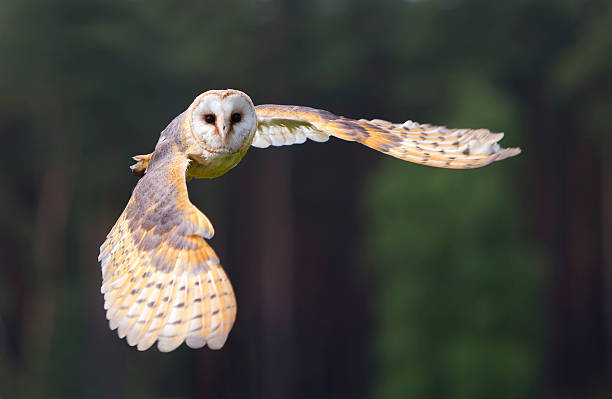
[99,116,236,352]
[254,104,520,169]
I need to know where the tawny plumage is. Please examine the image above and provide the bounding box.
[99,89,520,352]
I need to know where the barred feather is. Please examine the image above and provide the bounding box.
[99,136,236,352]
[254,104,520,169]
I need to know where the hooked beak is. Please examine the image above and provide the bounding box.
[218,121,230,142]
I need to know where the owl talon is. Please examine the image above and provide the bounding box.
[130,153,153,178]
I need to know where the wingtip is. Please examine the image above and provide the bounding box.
[497,147,521,161]
[157,337,185,353]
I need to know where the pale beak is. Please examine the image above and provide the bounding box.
[218,121,230,142]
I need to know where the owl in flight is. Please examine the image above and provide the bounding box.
[99,89,520,352]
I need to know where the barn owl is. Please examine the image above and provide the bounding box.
[99,89,520,352]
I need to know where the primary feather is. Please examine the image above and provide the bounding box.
[254,104,520,169]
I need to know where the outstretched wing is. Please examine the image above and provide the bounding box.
[98,152,236,352]
[254,104,520,169]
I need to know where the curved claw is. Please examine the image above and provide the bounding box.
[130,153,153,178]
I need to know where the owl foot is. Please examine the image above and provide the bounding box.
[130,153,153,177]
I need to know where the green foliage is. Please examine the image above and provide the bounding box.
[365,77,542,398]
[1,0,610,398]
[367,160,542,399]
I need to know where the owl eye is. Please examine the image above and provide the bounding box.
[204,114,216,124]
[231,113,242,123]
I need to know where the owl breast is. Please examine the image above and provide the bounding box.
[187,145,251,179]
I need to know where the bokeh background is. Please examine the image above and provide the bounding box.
[1,0,611,398]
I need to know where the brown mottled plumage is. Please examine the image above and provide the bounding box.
[99,89,520,352]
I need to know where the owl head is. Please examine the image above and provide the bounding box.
[186,89,257,155]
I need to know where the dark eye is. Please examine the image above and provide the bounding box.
[231,113,242,123]
[204,114,216,124]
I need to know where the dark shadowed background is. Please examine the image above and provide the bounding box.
[1,0,611,398]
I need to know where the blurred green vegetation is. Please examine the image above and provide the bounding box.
[366,74,543,398]
[0,0,611,398]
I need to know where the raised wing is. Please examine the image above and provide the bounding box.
[99,148,236,352]
[254,104,520,169]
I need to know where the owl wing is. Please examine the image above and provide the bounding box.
[253,104,520,168]
[98,153,236,352]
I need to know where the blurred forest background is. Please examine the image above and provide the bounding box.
[0,0,611,398]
